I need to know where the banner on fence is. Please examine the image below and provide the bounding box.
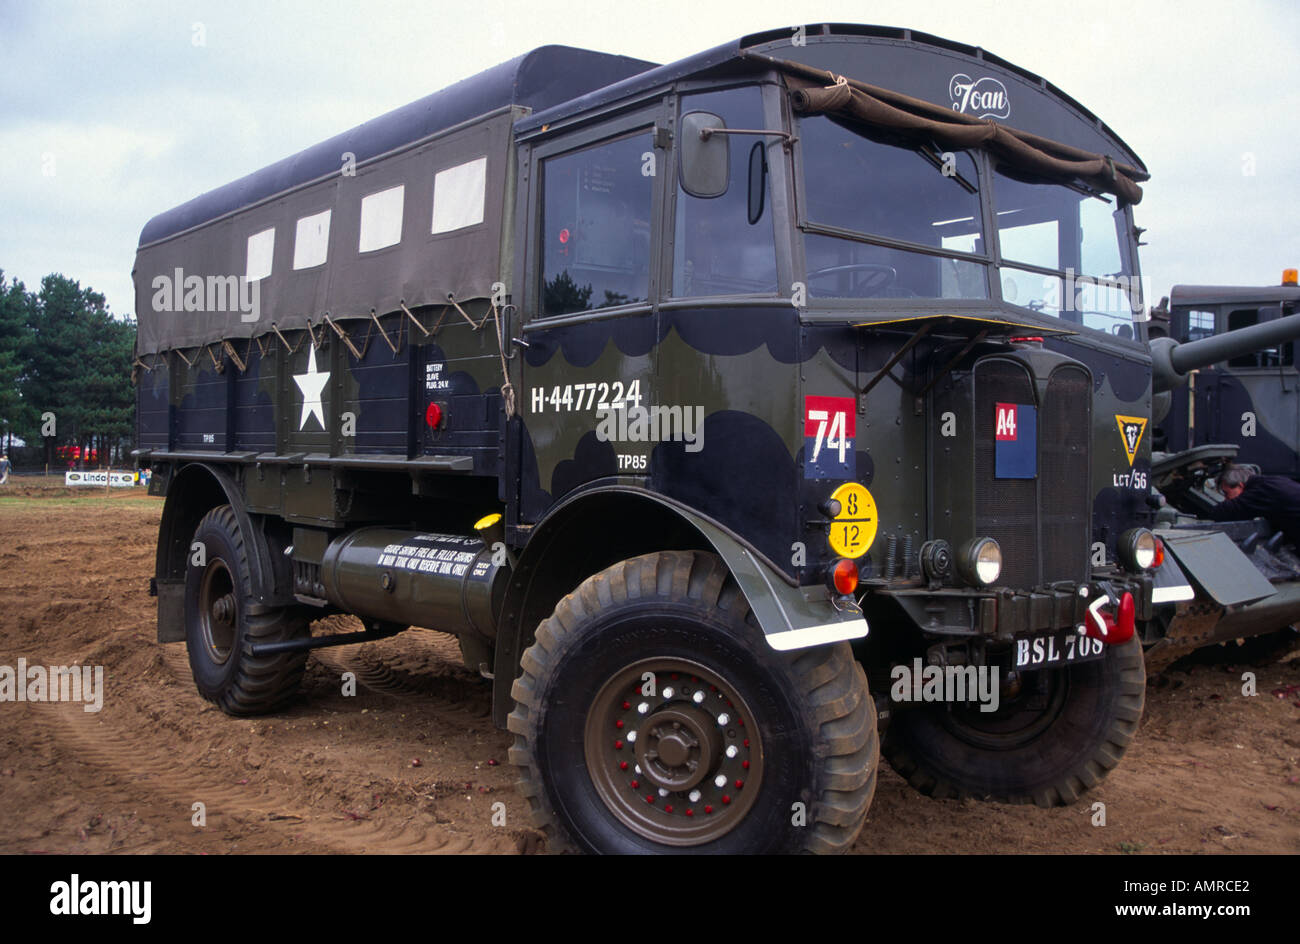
[65,471,138,487]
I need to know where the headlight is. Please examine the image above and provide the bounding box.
[1119,528,1157,571]
[956,537,1002,587]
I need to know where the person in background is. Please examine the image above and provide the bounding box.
[0,454,10,485]
[1209,464,1300,548]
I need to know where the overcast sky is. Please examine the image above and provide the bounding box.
[1,0,1296,321]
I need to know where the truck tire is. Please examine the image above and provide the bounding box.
[508,550,878,854]
[882,636,1145,806]
[184,505,309,716]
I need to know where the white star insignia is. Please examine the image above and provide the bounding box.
[293,343,330,431]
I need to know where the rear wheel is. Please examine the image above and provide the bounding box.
[184,505,309,716]
[883,636,1144,806]
[508,551,878,853]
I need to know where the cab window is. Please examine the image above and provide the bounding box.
[540,131,654,317]
[672,86,777,297]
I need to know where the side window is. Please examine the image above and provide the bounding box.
[293,210,331,270]
[359,185,404,252]
[672,86,777,297]
[246,227,275,282]
[540,131,654,317]
[1183,308,1215,342]
[432,157,487,234]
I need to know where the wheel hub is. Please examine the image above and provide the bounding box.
[198,560,237,665]
[212,593,236,625]
[585,658,764,846]
[634,705,720,792]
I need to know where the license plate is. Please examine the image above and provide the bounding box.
[1013,631,1106,669]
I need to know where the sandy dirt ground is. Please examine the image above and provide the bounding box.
[1,481,1297,854]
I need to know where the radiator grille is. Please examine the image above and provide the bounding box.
[1041,365,1091,583]
[972,358,1091,588]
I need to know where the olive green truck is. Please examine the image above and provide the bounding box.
[136,23,1290,853]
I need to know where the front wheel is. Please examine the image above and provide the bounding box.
[883,636,1145,806]
[508,551,878,853]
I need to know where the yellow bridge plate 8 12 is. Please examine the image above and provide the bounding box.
[827,482,877,559]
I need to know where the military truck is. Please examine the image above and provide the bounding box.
[1148,273,1300,476]
[1116,276,1300,665]
[1133,315,1300,665]
[136,24,1180,853]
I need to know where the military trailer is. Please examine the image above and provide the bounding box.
[1149,274,1300,476]
[136,24,1179,854]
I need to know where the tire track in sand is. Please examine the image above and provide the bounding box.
[39,650,517,854]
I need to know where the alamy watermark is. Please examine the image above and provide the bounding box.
[595,404,705,454]
[1042,269,1153,320]
[0,659,104,712]
[151,268,260,322]
[890,658,1000,713]
[50,874,150,924]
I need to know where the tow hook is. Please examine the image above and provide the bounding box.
[1081,588,1135,644]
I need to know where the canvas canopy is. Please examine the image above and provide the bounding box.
[133,45,657,356]
[134,110,514,356]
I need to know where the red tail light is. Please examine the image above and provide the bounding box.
[832,559,859,596]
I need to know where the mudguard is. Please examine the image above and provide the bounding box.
[668,502,870,651]
[1159,529,1276,606]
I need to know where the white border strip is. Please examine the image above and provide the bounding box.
[1152,584,1196,603]
[765,619,869,651]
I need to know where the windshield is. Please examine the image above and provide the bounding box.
[797,114,1142,333]
[798,115,989,301]
[993,167,1137,335]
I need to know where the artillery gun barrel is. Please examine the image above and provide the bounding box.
[1150,312,1300,392]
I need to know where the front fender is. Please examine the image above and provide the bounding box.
[492,485,869,723]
